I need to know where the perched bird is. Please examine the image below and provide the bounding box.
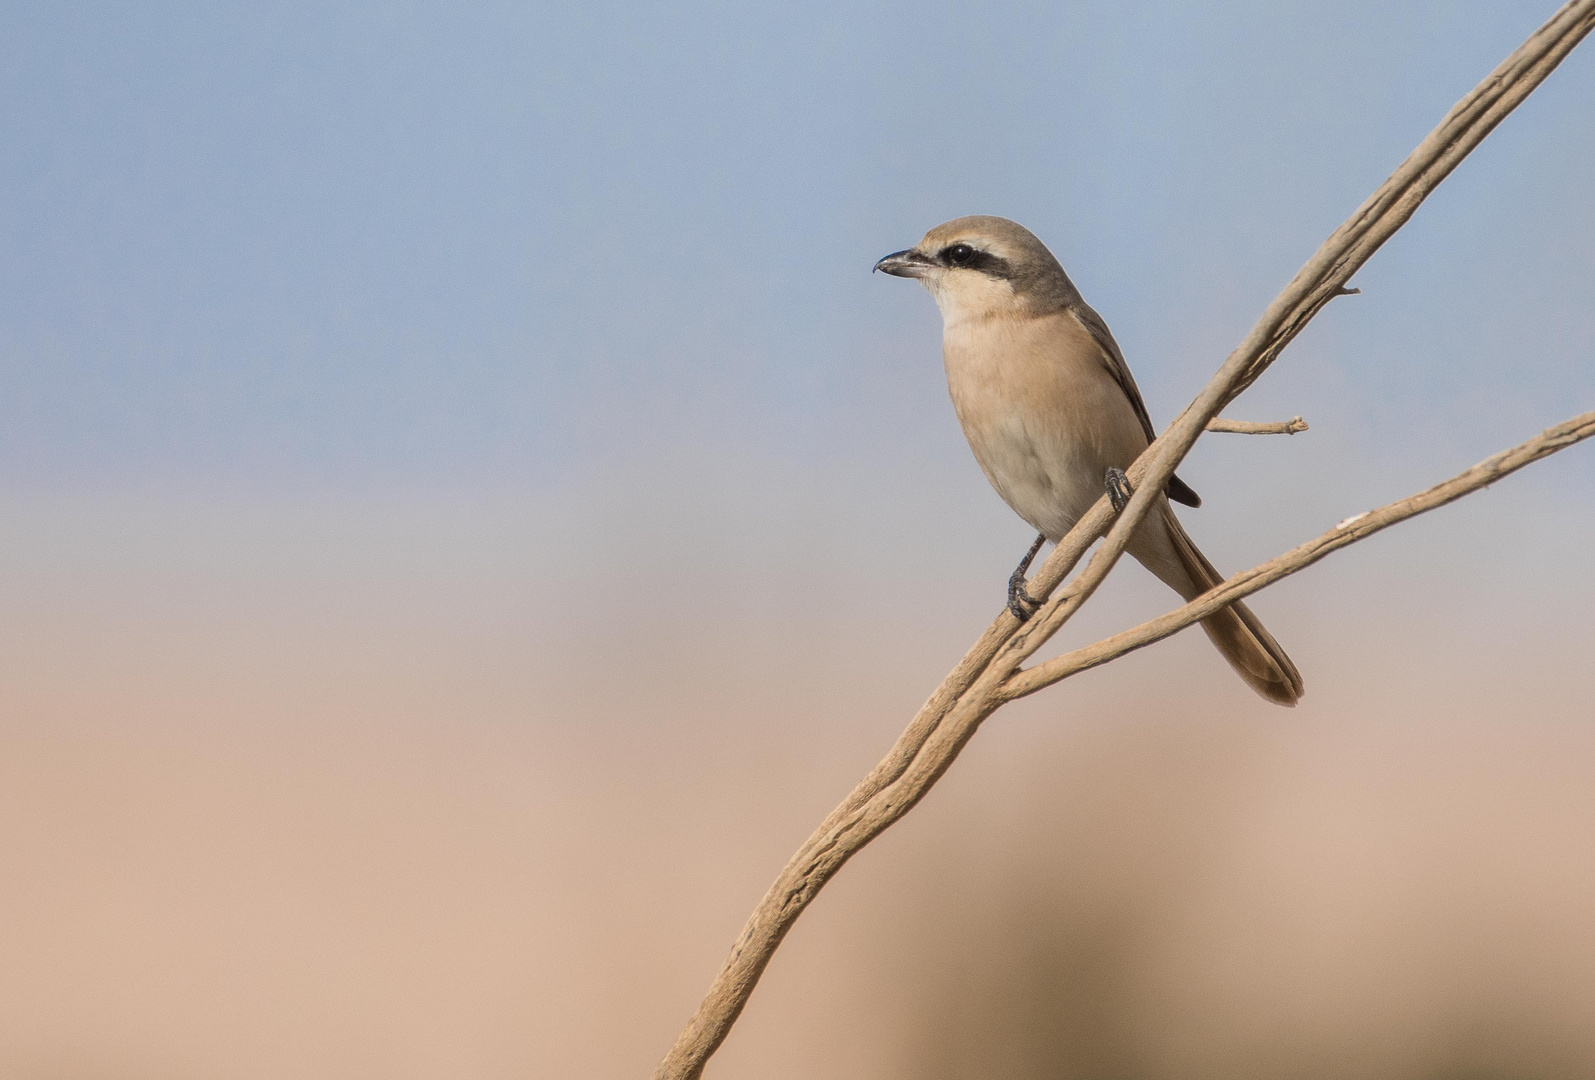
[875,215,1302,706]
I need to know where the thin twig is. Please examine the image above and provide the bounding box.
[1003,408,1595,700]
[652,6,1595,1077]
[1207,416,1309,434]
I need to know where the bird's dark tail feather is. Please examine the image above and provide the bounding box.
[1161,503,1304,707]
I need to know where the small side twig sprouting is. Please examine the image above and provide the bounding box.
[1206,416,1309,435]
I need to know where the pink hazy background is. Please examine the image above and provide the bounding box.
[4,462,1594,1079]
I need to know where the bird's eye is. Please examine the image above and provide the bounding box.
[943,243,976,267]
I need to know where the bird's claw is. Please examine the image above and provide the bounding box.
[1007,570,1043,622]
[1105,467,1133,513]
[1005,531,1049,621]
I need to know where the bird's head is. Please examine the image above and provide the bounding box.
[873,215,1078,325]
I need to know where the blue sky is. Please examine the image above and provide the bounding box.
[3,1,1590,495]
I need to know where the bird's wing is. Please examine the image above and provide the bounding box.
[1067,303,1202,508]
[1067,302,1158,443]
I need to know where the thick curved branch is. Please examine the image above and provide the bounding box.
[652,6,1595,1078]
[1003,408,1595,701]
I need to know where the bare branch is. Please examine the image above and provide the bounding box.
[1207,416,1309,435]
[652,7,1595,1078]
[1003,408,1595,701]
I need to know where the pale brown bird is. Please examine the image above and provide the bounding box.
[875,215,1303,706]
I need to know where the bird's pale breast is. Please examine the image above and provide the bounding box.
[942,310,1150,541]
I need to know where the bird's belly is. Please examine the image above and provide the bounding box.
[943,321,1146,542]
[960,410,1106,540]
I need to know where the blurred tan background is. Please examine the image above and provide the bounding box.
[3,468,1593,1080]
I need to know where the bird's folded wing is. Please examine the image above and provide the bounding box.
[1067,303,1202,508]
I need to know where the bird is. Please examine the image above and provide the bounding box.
[875,215,1303,706]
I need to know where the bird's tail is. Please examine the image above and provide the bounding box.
[1158,502,1304,706]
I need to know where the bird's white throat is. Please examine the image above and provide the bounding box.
[925,271,1025,332]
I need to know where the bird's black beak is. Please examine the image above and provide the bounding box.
[873,249,934,278]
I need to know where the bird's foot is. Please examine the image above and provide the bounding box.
[1006,532,1049,621]
[1007,569,1044,622]
[1105,467,1133,513]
